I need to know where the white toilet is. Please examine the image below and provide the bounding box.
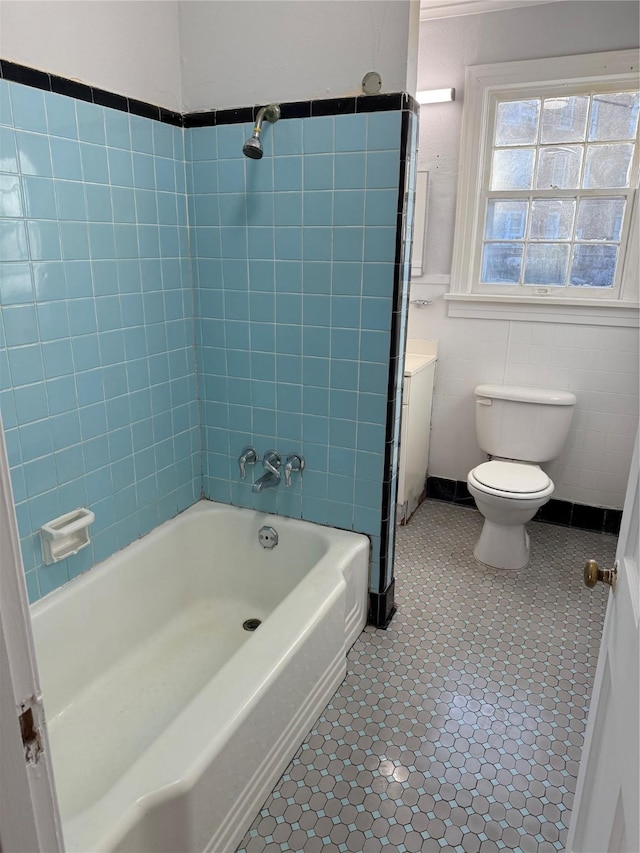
[467,384,576,570]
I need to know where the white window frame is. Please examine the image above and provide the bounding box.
[447,49,640,327]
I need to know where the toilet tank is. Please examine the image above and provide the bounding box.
[475,384,577,462]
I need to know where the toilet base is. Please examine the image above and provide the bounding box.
[473,519,530,570]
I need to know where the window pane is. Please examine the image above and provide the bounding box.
[588,92,640,141]
[523,244,569,285]
[491,149,535,190]
[536,145,582,188]
[576,199,625,241]
[495,100,540,145]
[485,200,528,239]
[570,244,618,287]
[583,143,633,188]
[529,199,575,240]
[541,96,589,144]
[481,243,523,283]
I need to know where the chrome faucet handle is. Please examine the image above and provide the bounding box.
[262,450,281,477]
[284,453,305,487]
[238,446,258,479]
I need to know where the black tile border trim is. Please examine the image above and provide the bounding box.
[426,476,623,535]
[1,58,418,129]
[368,580,396,629]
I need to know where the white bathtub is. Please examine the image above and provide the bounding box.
[30,500,369,853]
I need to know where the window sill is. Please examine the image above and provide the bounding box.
[444,293,640,327]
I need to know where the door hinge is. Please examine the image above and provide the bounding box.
[19,701,43,765]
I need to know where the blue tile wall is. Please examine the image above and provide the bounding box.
[1,73,414,603]
[189,110,406,590]
[0,79,200,601]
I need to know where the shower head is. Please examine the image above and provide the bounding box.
[243,134,263,159]
[242,103,281,159]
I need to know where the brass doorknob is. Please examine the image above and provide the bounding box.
[584,559,617,589]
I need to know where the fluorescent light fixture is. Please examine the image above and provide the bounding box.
[417,88,455,104]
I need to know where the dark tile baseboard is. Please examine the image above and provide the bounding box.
[368,580,396,629]
[426,476,623,536]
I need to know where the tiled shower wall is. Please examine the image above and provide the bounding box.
[188,110,405,590]
[0,79,200,601]
[1,73,415,603]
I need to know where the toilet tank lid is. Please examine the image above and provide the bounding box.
[475,384,577,406]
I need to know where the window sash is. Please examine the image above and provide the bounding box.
[448,51,640,324]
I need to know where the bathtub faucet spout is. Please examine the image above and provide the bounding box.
[252,450,281,492]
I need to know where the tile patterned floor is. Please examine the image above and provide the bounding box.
[237,500,615,853]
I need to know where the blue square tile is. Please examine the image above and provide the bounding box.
[303,191,332,226]
[366,111,402,151]
[55,180,87,220]
[13,382,49,423]
[60,222,91,260]
[0,80,12,126]
[303,228,332,261]
[247,227,274,260]
[4,304,38,345]
[216,125,243,160]
[274,192,302,226]
[302,261,331,294]
[45,375,77,415]
[76,100,106,144]
[0,219,29,261]
[20,176,55,220]
[36,300,69,341]
[108,147,134,186]
[364,227,396,262]
[153,122,173,158]
[303,326,330,357]
[302,294,330,326]
[0,173,23,217]
[129,114,154,154]
[8,344,44,386]
[304,155,333,190]
[85,183,113,222]
[274,119,303,156]
[27,220,62,261]
[335,153,365,189]
[10,83,47,133]
[331,328,360,360]
[275,227,302,260]
[333,227,364,262]
[0,126,19,172]
[273,157,302,192]
[133,152,156,189]
[42,339,74,378]
[45,92,78,139]
[244,157,273,192]
[0,262,33,304]
[104,109,131,149]
[362,262,394,297]
[335,114,367,152]
[366,150,401,188]
[50,136,83,180]
[80,142,109,183]
[302,357,330,389]
[334,190,365,226]
[88,223,116,259]
[332,261,363,294]
[361,296,392,331]
[218,159,245,193]
[365,189,398,226]
[303,116,334,154]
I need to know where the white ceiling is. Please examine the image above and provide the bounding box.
[419,0,560,21]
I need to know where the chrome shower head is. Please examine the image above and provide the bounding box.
[242,103,281,159]
[243,134,263,159]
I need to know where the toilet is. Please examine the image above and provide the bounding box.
[467,384,576,570]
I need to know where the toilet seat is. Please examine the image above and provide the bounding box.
[469,460,552,500]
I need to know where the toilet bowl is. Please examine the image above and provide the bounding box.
[467,461,554,570]
[467,384,576,571]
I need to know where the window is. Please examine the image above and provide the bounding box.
[448,50,640,325]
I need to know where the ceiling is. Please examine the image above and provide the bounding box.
[419,0,560,21]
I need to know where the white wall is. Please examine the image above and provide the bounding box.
[412,0,640,509]
[178,0,419,112]
[0,1,183,111]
